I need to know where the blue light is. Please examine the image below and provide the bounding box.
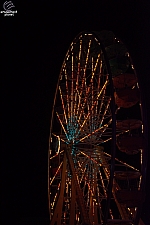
[66,116,79,142]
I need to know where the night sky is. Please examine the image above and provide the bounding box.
[1,1,150,224]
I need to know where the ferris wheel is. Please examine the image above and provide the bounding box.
[48,31,147,225]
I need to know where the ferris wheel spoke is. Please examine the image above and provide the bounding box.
[98,166,114,219]
[70,43,74,126]
[59,85,68,126]
[73,63,80,117]
[50,150,64,160]
[100,118,112,135]
[99,97,111,128]
[50,161,63,186]
[56,111,69,140]
[76,160,85,181]
[102,129,129,143]
[76,82,88,124]
[95,78,109,129]
[96,91,105,125]
[50,182,61,212]
[84,39,92,68]
[80,167,88,183]
[99,165,116,219]
[103,152,139,171]
[98,169,108,197]
[87,181,94,200]
[91,57,95,132]
[77,69,86,117]
[92,53,101,79]
[64,68,70,123]
[52,133,66,144]
[78,38,82,61]
[95,74,101,115]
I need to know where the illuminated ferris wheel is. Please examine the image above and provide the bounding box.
[48,31,147,225]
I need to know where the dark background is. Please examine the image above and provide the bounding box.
[1,1,150,224]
